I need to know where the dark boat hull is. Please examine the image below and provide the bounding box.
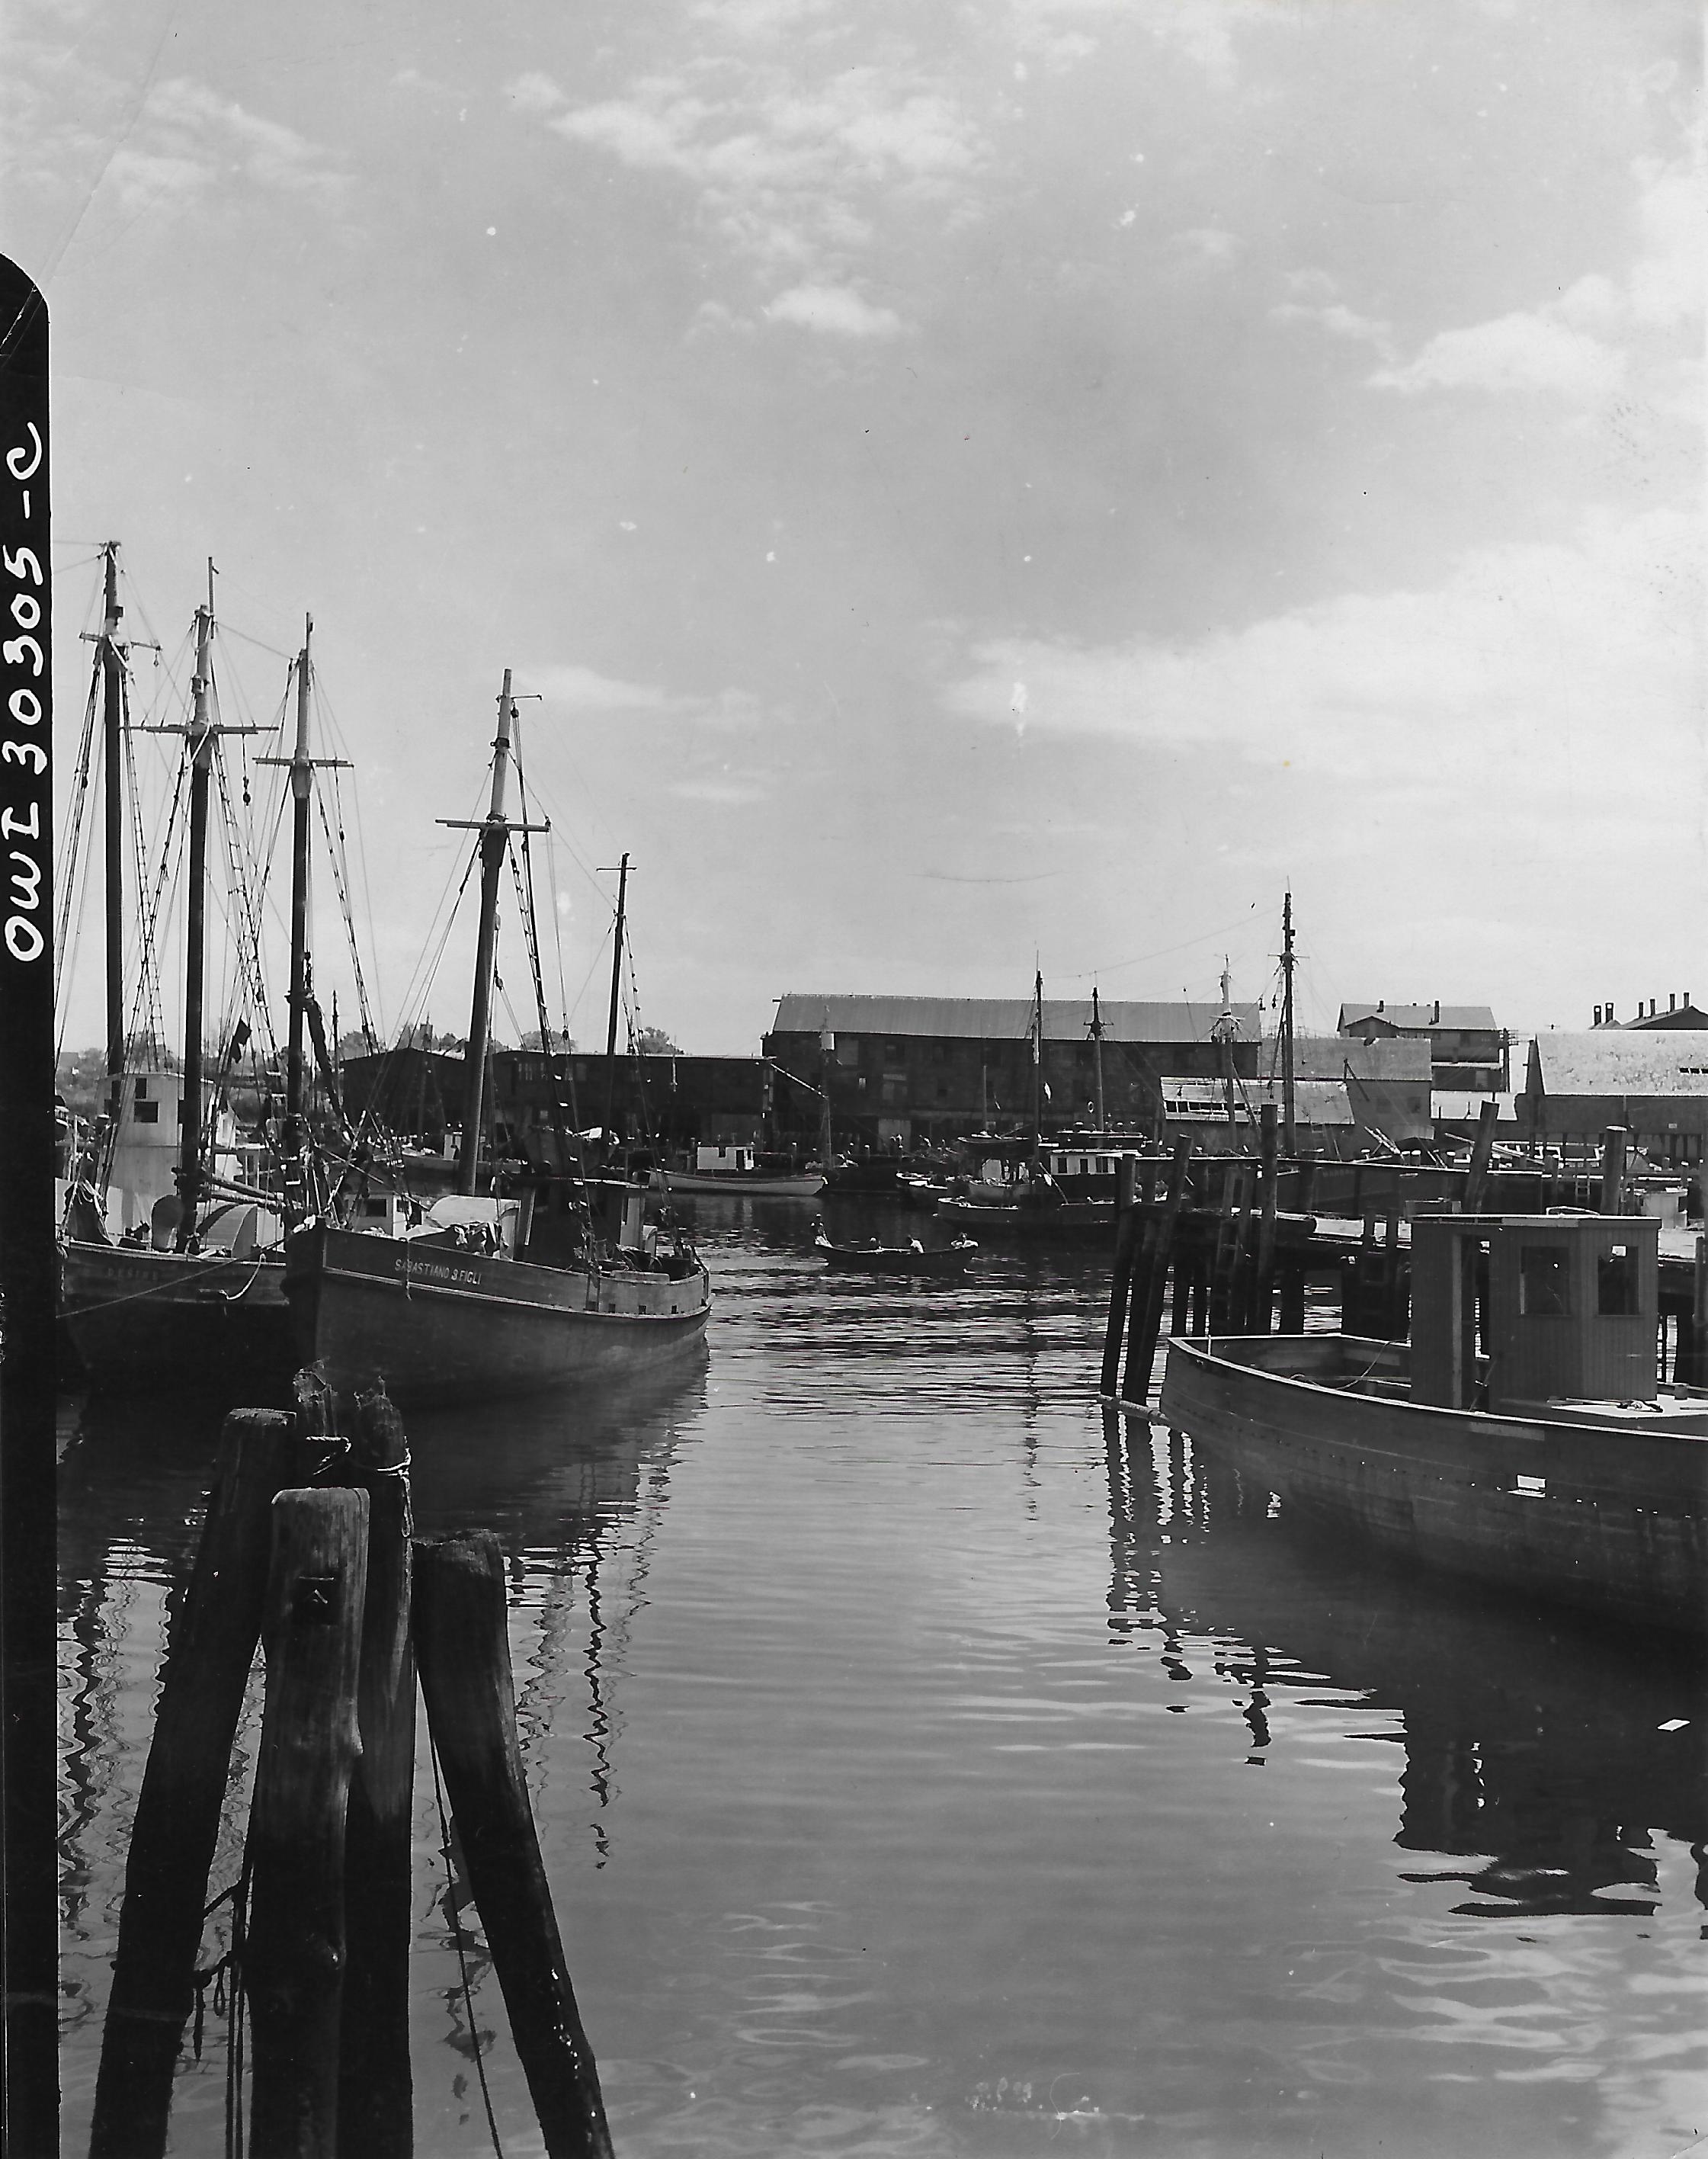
[934,1195,1114,1244]
[59,1239,297,1401]
[1158,1334,1708,1634]
[816,1240,973,1275]
[284,1221,711,1404]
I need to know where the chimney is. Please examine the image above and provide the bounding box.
[1652,997,1658,1016]
[1432,998,1440,1025]
[1376,998,1384,1012]
[1671,993,1677,1012]
[1594,1005,1603,1027]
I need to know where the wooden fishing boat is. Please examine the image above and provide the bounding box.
[813,1231,976,1275]
[59,561,302,1397]
[1156,1211,1706,1634]
[657,1146,823,1197]
[284,671,712,1402]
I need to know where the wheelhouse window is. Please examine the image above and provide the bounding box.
[1519,1245,1570,1317]
[1597,1243,1638,1316]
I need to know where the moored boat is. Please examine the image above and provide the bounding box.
[658,1144,824,1197]
[284,671,712,1401]
[1155,1209,1706,1634]
[813,1230,976,1275]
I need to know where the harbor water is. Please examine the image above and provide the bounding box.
[59,1208,1707,2157]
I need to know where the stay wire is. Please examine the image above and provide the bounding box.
[429,1734,505,2157]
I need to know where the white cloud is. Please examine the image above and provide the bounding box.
[1371,311,1627,399]
[941,507,1703,817]
[764,281,902,337]
[507,72,566,114]
[1371,139,1703,404]
[543,47,989,313]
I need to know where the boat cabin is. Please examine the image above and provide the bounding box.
[697,1144,755,1175]
[1411,1212,1659,1415]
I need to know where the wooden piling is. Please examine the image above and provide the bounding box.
[1226,1163,1257,1333]
[1122,1140,1191,1403]
[1600,1126,1629,1216]
[245,1487,370,2159]
[338,1384,418,2157]
[415,1533,615,2159]
[1100,1158,1141,1397]
[89,1410,319,2159]
[1252,1105,1279,1335]
[1462,1098,1500,1214]
[1278,1249,1306,1335]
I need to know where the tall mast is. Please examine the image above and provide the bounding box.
[98,544,126,1083]
[1219,958,1238,1129]
[602,852,630,1150]
[1280,890,1297,1158]
[1030,967,1044,1155]
[284,621,314,1153]
[1089,986,1106,1136]
[457,672,517,1196]
[175,576,216,1240]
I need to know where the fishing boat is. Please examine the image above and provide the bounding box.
[658,1145,825,1198]
[59,560,306,1397]
[284,672,712,1404]
[813,1230,977,1275]
[1156,1208,1707,1634]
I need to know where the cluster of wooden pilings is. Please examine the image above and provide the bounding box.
[1101,1103,1315,1407]
[89,1387,612,2159]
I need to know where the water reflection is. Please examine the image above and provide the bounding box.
[1104,1404,1708,1925]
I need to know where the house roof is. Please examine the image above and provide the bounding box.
[769,994,1261,1044]
[1338,1001,1498,1033]
[1527,1031,1708,1096]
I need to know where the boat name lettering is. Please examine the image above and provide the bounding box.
[394,1253,484,1287]
[2,401,46,974]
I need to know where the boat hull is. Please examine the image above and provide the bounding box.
[935,1195,1114,1244]
[1158,1335,1708,1634]
[284,1221,710,1404]
[816,1241,973,1275]
[657,1171,825,1197]
[59,1239,297,1400]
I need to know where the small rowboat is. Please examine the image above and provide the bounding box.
[814,1232,977,1275]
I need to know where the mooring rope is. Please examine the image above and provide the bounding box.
[430,1734,505,2157]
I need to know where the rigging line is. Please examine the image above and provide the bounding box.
[53,664,104,1020]
[545,828,572,1039]
[318,772,380,1048]
[428,1739,506,2158]
[1055,905,1267,984]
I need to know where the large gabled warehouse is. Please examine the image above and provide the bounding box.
[1524,1032,1708,1165]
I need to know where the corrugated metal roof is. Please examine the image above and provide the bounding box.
[769,994,1261,1044]
[1529,1031,1708,1095]
[1339,1001,1498,1031]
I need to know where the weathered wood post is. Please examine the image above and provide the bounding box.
[415,1533,615,2159]
[245,1487,370,2159]
[338,1384,418,2157]
[1600,1126,1629,1216]
[1100,1156,1142,1396]
[1252,1103,1279,1335]
[1462,1098,1500,1215]
[90,1410,322,2159]
[1226,1162,1258,1331]
[1123,1139,1191,1403]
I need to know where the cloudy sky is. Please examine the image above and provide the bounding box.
[9,0,1703,1057]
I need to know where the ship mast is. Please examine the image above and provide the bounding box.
[257,618,350,1188]
[98,545,126,1084]
[602,852,630,1153]
[1030,967,1045,1156]
[441,671,548,1197]
[1089,986,1106,1137]
[1280,890,1297,1158]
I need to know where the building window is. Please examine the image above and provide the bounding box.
[1597,1244,1638,1316]
[837,1039,859,1067]
[1520,1246,1570,1317]
[134,1101,159,1124]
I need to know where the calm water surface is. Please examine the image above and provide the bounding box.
[59,1207,1708,2156]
